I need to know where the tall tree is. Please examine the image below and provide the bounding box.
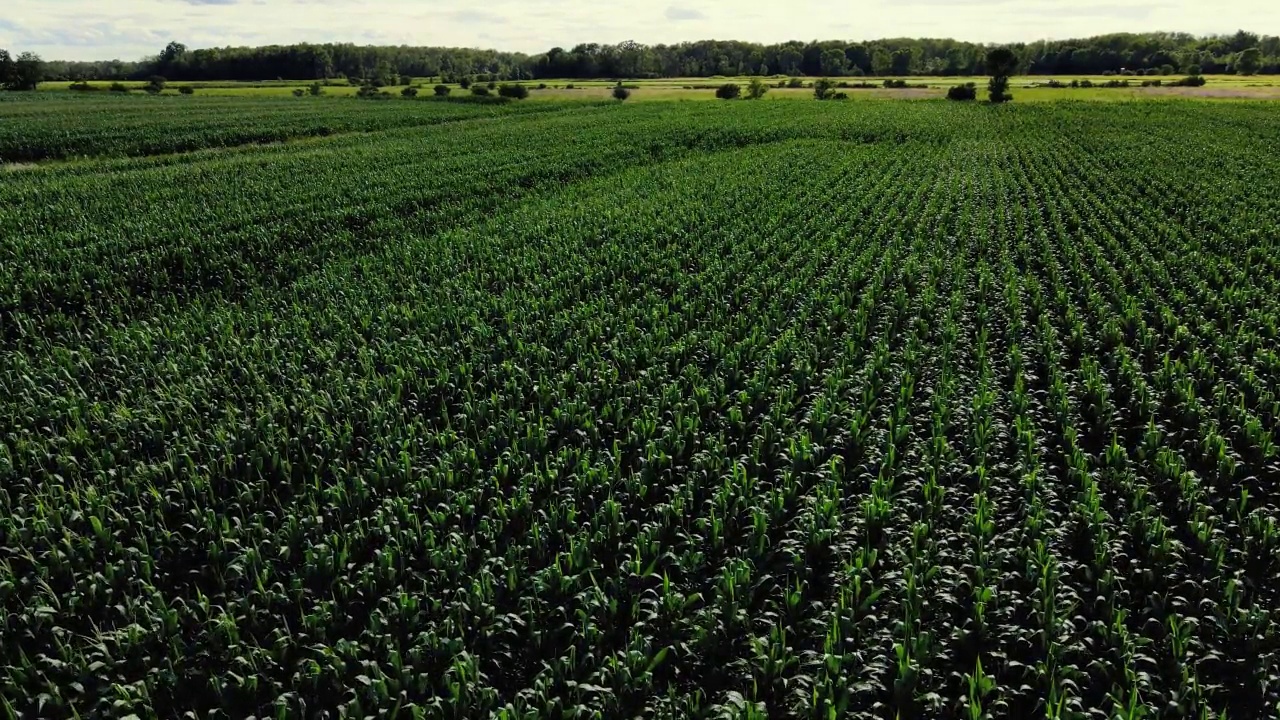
[1237,47,1262,75]
[820,48,847,76]
[0,49,13,88]
[778,47,803,76]
[5,52,44,91]
[986,47,1017,103]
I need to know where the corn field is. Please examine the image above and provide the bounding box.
[2,97,1280,719]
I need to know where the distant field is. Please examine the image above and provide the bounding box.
[4,96,1280,719]
[0,94,594,162]
[8,77,1280,163]
[38,74,1280,102]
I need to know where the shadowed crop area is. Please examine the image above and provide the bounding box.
[3,98,1280,719]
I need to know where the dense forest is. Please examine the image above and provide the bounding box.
[12,30,1280,84]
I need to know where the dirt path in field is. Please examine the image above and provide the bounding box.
[878,88,942,99]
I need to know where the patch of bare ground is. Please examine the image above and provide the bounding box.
[1145,86,1280,99]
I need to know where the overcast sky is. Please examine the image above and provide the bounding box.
[2,0,1276,61]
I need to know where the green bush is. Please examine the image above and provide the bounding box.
[498,83,529,99]
[715,83,741,100]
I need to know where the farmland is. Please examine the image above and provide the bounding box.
[34,73,1280,104]
[3,96,1280,719]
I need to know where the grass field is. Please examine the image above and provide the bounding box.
[3,96,1280,718]
[39,73,1280,102]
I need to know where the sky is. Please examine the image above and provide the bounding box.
[1,0,1277,61]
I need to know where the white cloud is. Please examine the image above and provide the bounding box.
[665,6,708,21]
[1,0,1275,60]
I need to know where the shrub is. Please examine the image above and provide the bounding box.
[537,83,547,89]
[813,78,836,100]
[832,92,849,100]
[109,82,129,93]
[946,83,977,101]
[498,83,529,99]
[460,77,473,90]
[471,85,490,96]
[715,83,741,100]
[487,80,497,90]
[612,83,630,101]
[1170,75,1207,87]
[68,81,99,92]
[746,77,769,100]
[566,83,575,89]
[787,77,804,88]
[402,86,419,97]
[178,86,195,95]
[292,88,305,97]
[145,75,167,95]
[434,84,451,96]
[309,82,323,96]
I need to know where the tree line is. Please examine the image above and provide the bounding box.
[4,30,1277,87]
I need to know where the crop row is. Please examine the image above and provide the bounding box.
[0,94,595,162]
[2,99,1280,718]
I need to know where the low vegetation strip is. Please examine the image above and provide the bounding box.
[2,98,1280,718]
